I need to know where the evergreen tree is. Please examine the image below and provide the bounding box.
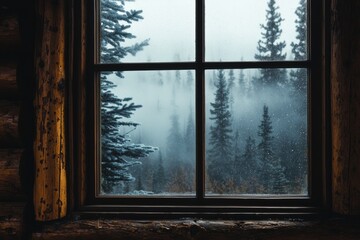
[184,107,195,163]
[152,151,166,193]
[290,0,307,113]
[271,158,288,194]
[238,69,246,95]
[289,0,307,193]
[208,69,233,190]
[232,130,242,184]
[100,0,156,193]
[242,136,257,192]
[166,112,183,163]
[257,105,274,193]
[254,0,287,89]
[228,69,236,109]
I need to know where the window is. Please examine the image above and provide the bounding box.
[79,0,326,216]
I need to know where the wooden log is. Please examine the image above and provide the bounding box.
[0,14,20,54]
[331,0,360,215]
[0,217,22,240]
[31,219,360,240]
[0,101,20,147]
[0,62,18,99]
[0,149,24,200]
[33,0,67,221]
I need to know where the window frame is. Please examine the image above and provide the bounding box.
[72,0,330,218]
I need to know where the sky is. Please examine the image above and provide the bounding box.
[121,0,304,62]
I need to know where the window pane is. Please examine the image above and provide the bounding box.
[205,68,308,195]
[100,71,196,196]
[100,0,195,63]
[205,0,307,61]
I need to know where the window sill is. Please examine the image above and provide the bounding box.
[32,218,360,240]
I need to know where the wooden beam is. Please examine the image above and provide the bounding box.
[0,149,24,201]
[0,62,18,99]
[31,219,360,240]
[33,0,67,221]
[0,101,20,147]
[331,0,360,215]
[0,202,24,240]
[0,14,20,55]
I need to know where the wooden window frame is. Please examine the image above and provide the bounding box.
[70,0,330,218]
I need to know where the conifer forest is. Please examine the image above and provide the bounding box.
[100,0,308,195]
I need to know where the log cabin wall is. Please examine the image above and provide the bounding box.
[0,2,24,240]
[0,1,35,239]
[0,0,359,239]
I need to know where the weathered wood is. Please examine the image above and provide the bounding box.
[0,202,24,240]
[0,14,20,54]
[0,62,18,99]
[0,217,22,240]
[0,101,20,147]
[0,149,24,200]
[331,0,360,215]
[33,0,67,221]
[31,219,360,240]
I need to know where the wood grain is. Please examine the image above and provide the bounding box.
[33,0,67,221]
[31,219,360,240]
[0,149,24,200]
[331,0,360,215]
[0,61,18,99]
[0,14,20,54]
[0,101,20,147]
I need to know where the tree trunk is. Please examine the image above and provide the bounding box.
[33,0,67,221]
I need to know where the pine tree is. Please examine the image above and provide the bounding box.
[271,158,288,194]
[100,0,156,193]
[238,69,246,95]
[152,151,166,193]
[257,105,274,193]
[208,69,233,189]
[166,112,183,163]
[228,69,235,110]
[290,0,307,113]
[289,0,307,193]
[242,136,257,191]
[184,107,195,163]
[254,0,287,89]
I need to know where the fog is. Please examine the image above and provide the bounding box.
[121,0,302,62]
[102,0,308,195]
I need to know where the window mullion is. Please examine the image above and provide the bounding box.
[195,0,205,200]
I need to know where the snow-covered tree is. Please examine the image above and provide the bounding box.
[100,0,156,193]
[254,0,287,89]
[208,69,233,190]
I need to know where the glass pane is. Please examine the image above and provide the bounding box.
[100,0,195,63]
[205,0,307,61]
[205,68,308,195]
[100,71,196,196]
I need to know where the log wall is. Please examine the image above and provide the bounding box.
[0,0,359,239]
[0,1,27,240]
